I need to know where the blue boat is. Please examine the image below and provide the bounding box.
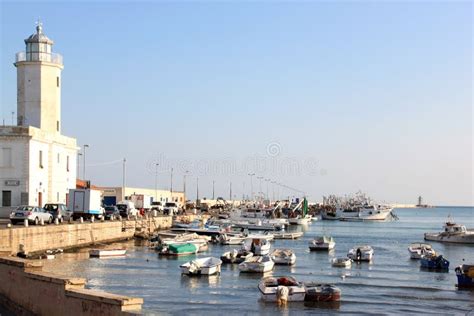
[455,264,474,289]
[420,254,449,270]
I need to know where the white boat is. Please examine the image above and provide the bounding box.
[239,255,274,273]
[242,237,271,256]
[288,215,311,225]
[407,243,436,259]
[89,249,126,258]
[339,207,393,221]
[347,245,374,261]
[331,257,352,268]
[273,232,304,240]
[321,208,341,220]
[270,249,296,265]
[220,249,253,264]
[180,257,222,275]
[160,238,209,252]
[218,233,246,245]
[424,220,474,244]
[309,236,336,250]
[258,276,306,302]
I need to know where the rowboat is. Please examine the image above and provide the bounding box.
[420,254,449,270]
[180,257,222,275]
[258,276,306,302]
[455,264,474,289]
[331,257,352,268]
[89,249,127,258]
[270,249,296,265]
[239,255,274,273]
[158,243,198,256]
[242,237,271,256]
[273,232,303,240]
[309,236,335,251]
[220,249,253,264]
[407,243,436,259]
[304,283,341,302]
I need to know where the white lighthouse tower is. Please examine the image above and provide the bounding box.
[15,21,63,133]
[0,23,77,210]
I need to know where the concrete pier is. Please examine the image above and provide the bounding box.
[0,257,143,315]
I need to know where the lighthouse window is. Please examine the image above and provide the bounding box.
[57,121,59,131]
[57,77,60,87]
[66,156,70,172]
[39,150,44,169]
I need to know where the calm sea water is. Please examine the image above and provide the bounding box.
[42,207,474,315]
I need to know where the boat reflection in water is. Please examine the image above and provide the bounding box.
[180,274,221,289]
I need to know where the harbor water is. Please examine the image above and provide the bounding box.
[42,207,474,315]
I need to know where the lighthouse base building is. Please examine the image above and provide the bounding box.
[0,23,77,211]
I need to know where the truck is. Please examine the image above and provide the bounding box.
[116,200,138,218]
[68,189,104,220]
[130,194,152,211]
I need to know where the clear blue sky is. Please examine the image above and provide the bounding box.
[1,1,472,205]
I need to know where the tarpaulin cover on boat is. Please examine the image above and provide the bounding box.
[169,243,197,253]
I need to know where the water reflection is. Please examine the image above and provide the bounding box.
[180,274,221,289]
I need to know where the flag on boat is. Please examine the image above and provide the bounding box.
[303,197,308,216]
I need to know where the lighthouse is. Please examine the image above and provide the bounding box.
[0,22,77,208]
[15,21,63,133]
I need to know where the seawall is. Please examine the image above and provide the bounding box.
[0,216,173,255]
[0,256,143,315]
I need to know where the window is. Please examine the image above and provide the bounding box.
[57,121,59,131]
[66,155,70,172]
[57,153,60,164]
[39,150,43,168]
[57,77,60,87]
[57,192,59,202]
[1,148,12,167]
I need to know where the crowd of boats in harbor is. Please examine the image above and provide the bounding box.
[87,200,474,306]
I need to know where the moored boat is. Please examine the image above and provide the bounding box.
[424,220,474,244]
[270,249,296,265]
[347,245,374,262]
[258,276,306,302]
[242,237,271,256]
[239,255,274,273]
[158,243,198,256]
[218,233,246,245]
[180,257,222,275]
[455,264,474,289]
[331,257,352,268]
[309,236,335,251]
[420,254,449,270]
[220,249,253,264]
[304,283,341,302]
[273,232,304,240]
[407,243,436,259]
[89,249,126,258]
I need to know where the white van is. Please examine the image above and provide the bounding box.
[116,200,138,217]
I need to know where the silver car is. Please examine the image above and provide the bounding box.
[10,206,53,225]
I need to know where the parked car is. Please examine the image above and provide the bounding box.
[150,201,164,212]
[164,202,179,215]
[104,206,120,220]
[43,203,73,222]
[10,206,53,225]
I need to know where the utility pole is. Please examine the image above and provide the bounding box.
[83,144,89,180]
[257,176,263,201]
[154,163,159,202]
[229,182,232,201]
[77,153,82,178]
[196,177,199,203]
[183,170,189,200]
[248,173,255,201]
[122,158,126,199]
[212,180,215,200]
[170,168,173,201]
[265,179,270,202]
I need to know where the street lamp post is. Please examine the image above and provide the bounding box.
[82,144,89,180]
[122,158,126,199]
[257,176,263,201]
[77,152,82,177]
[183,170,189,200]
[265,179,270,202]
[212,180,215,200]
[170,168,173,202]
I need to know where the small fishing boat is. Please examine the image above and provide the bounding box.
[89,249,127,258]
[239,255,275,273]
[180,257,222,275]
[455,264,474,289]
[158,243,198,256]
[331,257,352,268]
[288,215,311,225]
[270,249,296,265]
[420,254,449,270]
[242,237,271,256]
[309,236,335,250]
[258,276,306,302]
[424,219,474,244]
[218,233,246,245]
[273,232,303,240]
[304,283,341,302]
[220,249,253,264]
[407,243,436,259]
[347,245,374,262]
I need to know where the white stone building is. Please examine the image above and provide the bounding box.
[0,23,77,209]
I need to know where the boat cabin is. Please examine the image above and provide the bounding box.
[444,222,467,234]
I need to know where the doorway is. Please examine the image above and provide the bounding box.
[38,192,42,207]
[2,191,11,207]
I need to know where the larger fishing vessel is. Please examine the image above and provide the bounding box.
[424,219,474,244]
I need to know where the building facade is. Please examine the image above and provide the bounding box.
[100,186,186,208]
[0,23,77,209]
